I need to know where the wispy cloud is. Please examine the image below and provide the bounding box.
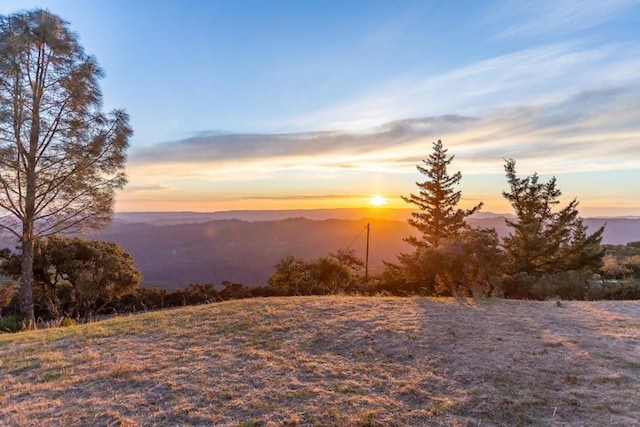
[123,184,169,193]
[129,80,640,178]
[239,194,367,201]
[281,41,640,133]
[491,0,639,39]
[131,115,476,166]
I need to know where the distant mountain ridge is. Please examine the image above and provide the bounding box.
[112,208,515,225]
[96,210,640,289]
[114,208,640,226]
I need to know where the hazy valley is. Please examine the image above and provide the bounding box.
[94,209,640,288]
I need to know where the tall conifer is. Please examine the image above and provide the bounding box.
[402,140,481,248]
[502,158,605,276]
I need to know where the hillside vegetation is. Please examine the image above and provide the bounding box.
[1,297,638,426]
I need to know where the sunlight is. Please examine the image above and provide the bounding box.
[369,194,387,206]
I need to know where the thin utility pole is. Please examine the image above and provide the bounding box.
[365,223,370,283]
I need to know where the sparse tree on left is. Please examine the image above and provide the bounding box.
[0,10,131,328]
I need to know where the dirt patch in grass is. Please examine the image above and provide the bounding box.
[1,297,638,426]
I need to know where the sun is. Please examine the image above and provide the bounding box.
[369,194,387,206]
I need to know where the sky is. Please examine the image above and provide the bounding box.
[1,0,639,216]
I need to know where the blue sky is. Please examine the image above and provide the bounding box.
[2,0,639,215]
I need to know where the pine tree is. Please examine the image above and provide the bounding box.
[393,140,488,295]
[502,158,604,276]
[402,140,482,248]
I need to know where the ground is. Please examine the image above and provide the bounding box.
[0,296,639,426]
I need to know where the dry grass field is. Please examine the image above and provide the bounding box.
[0,296,639,426]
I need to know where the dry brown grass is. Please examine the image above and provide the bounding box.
[0,296,638,426]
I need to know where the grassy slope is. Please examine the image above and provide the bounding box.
[1,296,639,426]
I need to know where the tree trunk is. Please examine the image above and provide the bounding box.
[69,288,78,320]
[20,138,37,329]
[19,237,35,329]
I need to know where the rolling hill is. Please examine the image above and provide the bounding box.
[1,296,638,426]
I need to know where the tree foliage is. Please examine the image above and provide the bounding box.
[0,282,17,317]
[329,248,365,273]
[393,140,500,295]
[601,254,629,280]
[267,253,358,296]
[502,159,605,277]
[395,227,505,296]
[436,227,506,296]
[0,10,131,326]
[402,140,482,249]
[1,236,140,321]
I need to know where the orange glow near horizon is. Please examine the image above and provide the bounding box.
[114,190,505,213]
[114,187,637,217]
[114,194,382,212]
[115,191,410,213]
[369,195,388,206]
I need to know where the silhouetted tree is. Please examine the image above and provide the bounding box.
[395,140,493,294]
[402,140,482,249]
[502,159,604,277]
[0,10,131,327]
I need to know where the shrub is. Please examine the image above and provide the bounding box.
[0,282,18,316]
[591,279,640,300]
[501,272,537,299]
[60,317,77,327]
[502,271,589,300]
[623,255,640,279]
[0,315,23,333]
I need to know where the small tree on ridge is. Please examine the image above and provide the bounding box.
[402,140,482,249]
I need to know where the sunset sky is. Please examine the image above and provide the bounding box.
[2,1,639,216]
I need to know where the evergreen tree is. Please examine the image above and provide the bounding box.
[394,140,490,295]
[502,158,604,276]
[402,140,482,248]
